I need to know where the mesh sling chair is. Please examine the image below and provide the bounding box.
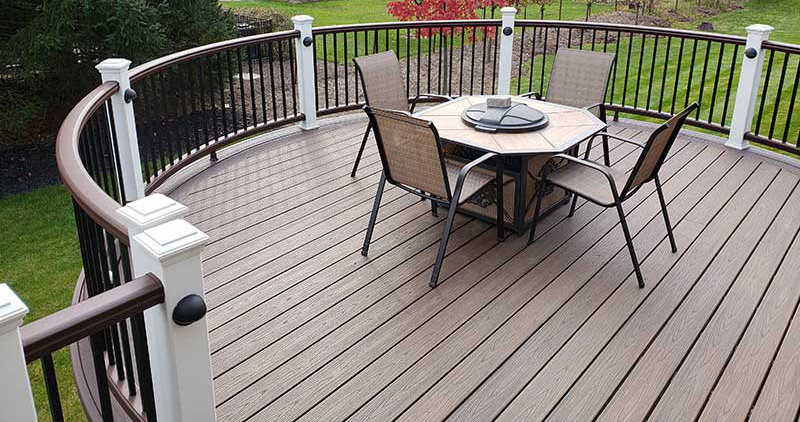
[523,48,616,165]
[528,103,699,288]
[361,107,511,288]
[351,50,452,177]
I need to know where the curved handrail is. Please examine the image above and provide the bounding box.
[55,81,129,242]
[515,19,747,44]
[129,29,300,82]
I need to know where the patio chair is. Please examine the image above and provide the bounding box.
[523,48,616,165]
[351,50,451,177]
[361,107,510,288]
[528,103,699,288]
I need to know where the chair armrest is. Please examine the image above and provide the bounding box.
[410,93,454,112]
[588,132,645,149]
[544,154,621,199]
[519,92,542,100]
[451,152,497,201]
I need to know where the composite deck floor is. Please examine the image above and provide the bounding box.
[165,114,800,422]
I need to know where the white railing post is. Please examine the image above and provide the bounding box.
[292,15,319,130]
[497,7,517,96]
[96,58,146,201]
[118,194,215,422]
[726,24,774,150]
[0,284,37,422]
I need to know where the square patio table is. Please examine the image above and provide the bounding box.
[414,95,607,236]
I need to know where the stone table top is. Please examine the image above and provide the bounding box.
[414,96,606,155]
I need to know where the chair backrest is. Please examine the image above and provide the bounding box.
[622,103,700,197]
[353,51,410,111]
[546,49,615,116]
[365,107,451,200]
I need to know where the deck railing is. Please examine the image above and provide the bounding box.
[4,10,800,422]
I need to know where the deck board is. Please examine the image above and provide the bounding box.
[162,114,800,422]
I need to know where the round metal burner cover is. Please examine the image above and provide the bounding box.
[461,101,549,133]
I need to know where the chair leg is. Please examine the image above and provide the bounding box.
[351,123,372,178]
[655,176,677,253]
[569,193,579,217]
[615,201,644,288]
[430,201,459,288]
[528,181,547,245]
[361,172,386,256]
[602,133,611,167]
[431,199,438,217]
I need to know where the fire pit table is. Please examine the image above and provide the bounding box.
[414,95,607,235]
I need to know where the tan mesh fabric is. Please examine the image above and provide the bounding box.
[626,105,694,192]
[445,159,512,204]
[545,49,615,115]
[370,108,450,199]
[546,163,629,206]
[354,51,410,111]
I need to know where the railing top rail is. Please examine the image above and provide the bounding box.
[762,39,800,53]
[514,19,748,44]
[55,80,129,242]
[21,273,163,363]
[129,29,300,82]
[311,19,502,34]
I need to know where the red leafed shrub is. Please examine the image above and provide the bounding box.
[386,0,531,37]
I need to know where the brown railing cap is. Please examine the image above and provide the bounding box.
[21,273,164,363]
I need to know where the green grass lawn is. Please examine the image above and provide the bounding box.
[1,0,798,420]
[0,185,85,421]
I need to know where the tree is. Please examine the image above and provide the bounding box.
[0,0,234,147]
[386,0,534,37]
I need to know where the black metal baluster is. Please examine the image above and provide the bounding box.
[428,28,434,94]
[782,57,800,142]
[470,26,476,95]
[289,38,298,116]
[685,39,698,108]
[459,27,465,96]
[354,31,359,101]
[406,29,411,100]
[236,48,247,129]
[417,28,422,98]
[517,22,526,95]
[635,33,646,109]
[225,50,238,133]
[140,79,160,176]
[768,52,789,139]
[157,73,176,166]
[344,32,350,105]
[621,32,633,107]
[175,66,194,155]
[313,35,319,110]
[708,43,726,123]
[42,353,65,422]
[245,47,258,128]
[437,30,443,94]
[540,27,548,95]
[696,40,711,119]
[120,245,157,422]
[333,32,339,108]
[672,37,685,115]
[492,26,499,94]
[721,44,739,125]
[215,54,229,137]
[755,49,775,136]
[528,25,537,92]
[185,63,202,151]
[256,43,268,123]
[267,41,278,121]
[646,35,658,110]
[658,36,671,113]
[105,232,136,396]
[277,41,288,119]
[448,28,454,97]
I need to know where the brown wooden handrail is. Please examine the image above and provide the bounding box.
[55,81,130,243]
[21,273,164,363]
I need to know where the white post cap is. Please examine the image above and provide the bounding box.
[118,194,188,234]
[96,58,132,73]
[292,15,314,24]
[501,6,518,15]
[746,24,774,36]
[0,284,28,334]
[134,219,209,264]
